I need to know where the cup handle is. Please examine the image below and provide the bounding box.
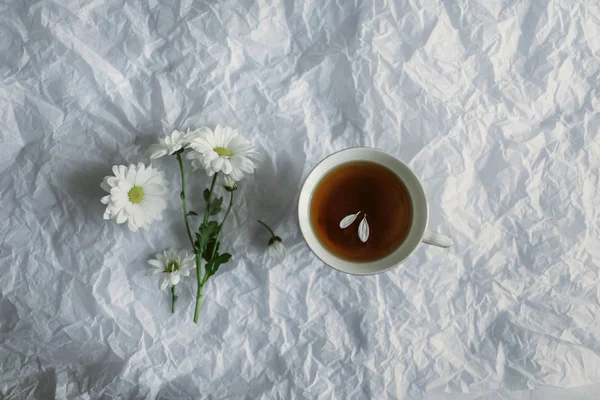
[422,230,452,248]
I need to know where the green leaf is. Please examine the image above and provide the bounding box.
[180,191,185,200]
[203,189,210,203]
[209,197,223,216]
[208,253,232,277]
[187,211,198,216]
[196,221,220,253]
[215,253,232,265]
[203,240,220,263]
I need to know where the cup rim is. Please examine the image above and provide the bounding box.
[297,147,429,275]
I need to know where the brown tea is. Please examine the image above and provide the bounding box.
[310,161,413,262]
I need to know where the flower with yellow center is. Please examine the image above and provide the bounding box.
[128,186,144,203]
[186,125,255,181]
[100,163,168,232]
[148,249,195,290]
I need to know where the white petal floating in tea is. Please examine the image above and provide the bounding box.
[358,215,370,243]
[339,211,361,229]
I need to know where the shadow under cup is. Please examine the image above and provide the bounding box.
[298,148,429,275]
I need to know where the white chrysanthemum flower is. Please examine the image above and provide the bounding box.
[147,128,200,159]
[268,237,287,258]
[100,163,168,232]
[148,249,195,290]
[186,125,255,181]
[258,220,286,259]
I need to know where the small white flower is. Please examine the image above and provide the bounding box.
[268,237,287,257]
[148,249,195,290]
[100,163,168,232]
[147,128,199,159]
[186,125,255,181]
[258,220,286,259]
[223,175,238,192]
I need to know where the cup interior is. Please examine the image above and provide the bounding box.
[298,148,429,275]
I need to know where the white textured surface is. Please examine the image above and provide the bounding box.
[2,0,600,398]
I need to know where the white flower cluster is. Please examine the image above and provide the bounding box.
[100,126,255,232]
[99,125,277,310]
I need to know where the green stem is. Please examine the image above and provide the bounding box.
[194,174,219,324]
[193,252,203,323]
[193,174,218,323]
[203,190,235,284]
[176,153,195,251]
[203,174,218,225]
[258,219,276,238]
[171,285,176,314]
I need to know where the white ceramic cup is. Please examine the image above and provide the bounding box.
[298,147,452,275]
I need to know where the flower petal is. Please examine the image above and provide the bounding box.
[268,240,287,258]
[125,166,136,184]
[147,145,168,159]
[100,177,112,193]
[159,275,170,290]
[339,211,360,229]
[215,156,226,170]
[127,219,139,232]
[221,159,233,175]
[203,151,219,165]
[116,209,128,224]
[228,168,243,181]
[358,215,370,243]
[190,137,213,153]
[228,136,254,154]
[230,155,255,174]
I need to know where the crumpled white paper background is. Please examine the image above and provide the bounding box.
[2,0,600,398]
